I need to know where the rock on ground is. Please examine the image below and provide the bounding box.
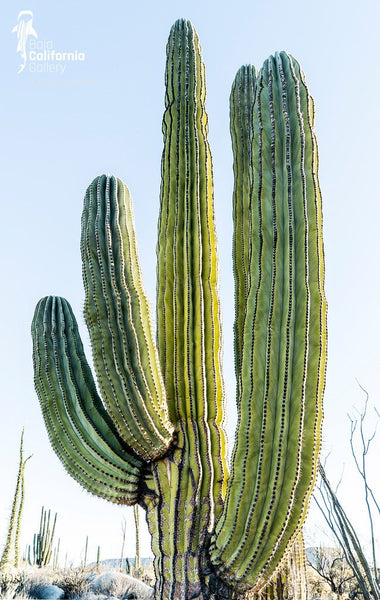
[29,583,65,600]
[90,572,153,600]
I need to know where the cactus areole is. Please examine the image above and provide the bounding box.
[32,19,327,600]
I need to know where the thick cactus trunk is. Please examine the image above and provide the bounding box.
[150,20,228,598]
[139,20,229,599]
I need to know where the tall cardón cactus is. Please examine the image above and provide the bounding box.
[31,19,327,600]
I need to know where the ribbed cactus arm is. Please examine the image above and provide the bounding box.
[81,175,174,461]
[156,18,228,512]
[32,296,144,505]
[231,65,257,381]
[209,52,327,592]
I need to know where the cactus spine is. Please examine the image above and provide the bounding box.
[31,19,326,600]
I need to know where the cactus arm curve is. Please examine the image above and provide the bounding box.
[32,296,144,505]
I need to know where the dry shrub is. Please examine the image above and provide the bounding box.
[53,566,91,598]
[0,571,25,598]
[91,571,153,600]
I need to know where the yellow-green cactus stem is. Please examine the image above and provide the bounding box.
[33,507,57,568]
[157,19,228,508]
[146,19,229,599]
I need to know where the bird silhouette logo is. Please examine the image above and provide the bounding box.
[12,10,38,73]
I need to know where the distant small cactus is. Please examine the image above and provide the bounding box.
[82,535,89,569]
[133,506,140,576]
[96,545,101,573]
[29,506,57,568]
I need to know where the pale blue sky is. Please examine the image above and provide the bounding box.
[0,0,379,564]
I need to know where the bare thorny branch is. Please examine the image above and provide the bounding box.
[350,383,380,516]
[313,387,380,600]
[307,547,356,595]
[349,383,380,581]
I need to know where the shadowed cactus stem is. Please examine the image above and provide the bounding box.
[31,18,327,600]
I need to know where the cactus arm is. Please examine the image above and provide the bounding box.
[231,65,258,380]
[81,175,174,461]
[32,296,144,505]
[264,54,327,573]
[254,54,326,579]
[45,510,56,566]
[39,508,47,566]
[209,52,327,592]
[156,17,228,518]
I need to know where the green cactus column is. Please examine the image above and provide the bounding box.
[208,53,327,594]
[145,19,229,600]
